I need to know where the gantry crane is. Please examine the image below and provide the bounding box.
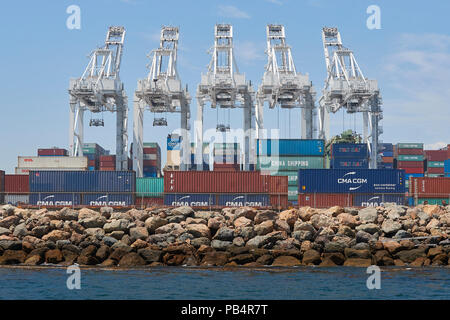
[69,26,128,170]
[133,26,191,177]
[196,24,254,171]
[319,27,382,168]
[256,24,316,140]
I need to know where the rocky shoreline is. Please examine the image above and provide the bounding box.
[0,204,449,268]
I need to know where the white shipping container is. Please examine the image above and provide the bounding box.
[15,167,87,175]
[4,194,29,205]
[18,156,88,169]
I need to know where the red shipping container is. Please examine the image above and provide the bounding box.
[427,167,445,174]
[99,161,116,167]
[99,167,115,171]
[298,193,353,208]
[397,161,424,168]
[164,171,285,194]
[136,197,164,207]
[143,160,158,167]
[448,144,450,159]
[143,147,160,155]
[382,157,394,163]
[99,155,116,162]
[403,167,424,174]
[214,163,240,172]
[270,195,288,209]
[268,176,288,194]
[4,175,29,193]
[38,148,68,156]
[0,170,4,194]
[424,150,448,161]
[396,148,423,155]
[409,177,450,198]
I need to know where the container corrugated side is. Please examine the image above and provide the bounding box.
[15,167,87,175]
[331,143,368,158]
[257,156,324,171]
[262,170,298,186]
[353,194,406,207]
[136,177,163,197]
[4,175,29,193]
[397,143,424,149]
[298,169,405,193]
[330,158,369,169]
[288,186,298,201]
[397,161,423,168]
[82,194,134,207]
[427,167,445,174]
[135,197,164,207]
[397,155,424,161]
[424,150,448,161]
[217,194,270,207]
[29,171,136,193]
[415,198,449,205]
[18,156,88,169]
[409,177,450,197]
[396,148,423,155]
[298,193,353,208]
[257,139,325,156]
[29,193,81,206]
[164,194,216,206]
[445,160,450,173]
[427,161,445,168]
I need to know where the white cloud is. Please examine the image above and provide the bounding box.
[234,41,266,65]
[218,5,251,19]
[266,0,282,5]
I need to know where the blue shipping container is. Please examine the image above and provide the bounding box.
[445,159,450,173]
[405,173,424,180]
[381,151,394,157]
[353,194,406,207]
[379,143,394,152]
[143,172,158,178]
[378,163,394,169]
[29,171,136,193]
[164,194,216,206]
[257,139,325,156]
[82,193,134,207]
[217,194,270,207]
[298,169,405,193]
[29,193,81,206]
[331,158,369,169]
[331,143,369,158]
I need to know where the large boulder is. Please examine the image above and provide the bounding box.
[395,248,427,263]
[171,206,194,218]
[79,216,107,229]
[358,207,378,223]
[279,209,299,227]
[13,223,28,238]
[272,256,301,267]
[254,210,278,225]
[302,249,321,265]
[186,224,211,238]
[45,249,64,264]
[211,240,233,251]
[234,207,258,221]
[42,230,71,242]
[0,250,27,265]
[138,248,162,263]
[119,252,146,266]
[144,216,168,233]
[213,227,234,242]
[103,219,130,233]
[343,258,372,267]
[155,223,184,237]
[337,213,357,228]
[254,220,274,236]
[310,214,335,229]
[381,219,402,236]
[59,207,79,221]
[129,227,149,241]
[355,223,380,235]
[0,216,20,228]
[233,216,253,228]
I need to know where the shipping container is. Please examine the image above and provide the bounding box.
[415,198,449,205]
[330,158,369,169]
[298,193,353,208]
[167,135,181,151]
[288,186,298,201]
[18,156,88,169]
[397,143,424,149]
[143,147,161,155]
[426,167,445,174]
[353,194,406,207]
[213,155,240,164]
[0,171,4,204]
[397,161,424,168]
[99,155,116,162]
[4,175,29,193]
[382,157,394,163]
[38,148,68,156]
[427,161,445,168]
[445,159,450,173]
[426,174,444,178]
[29,193,81,206]
[403,167,425,174]
[82,193,134,207]
[4,194,29,205]
[213,149,241,156]
[164,171,284,194]
[136,177,164,197]
[143,154,158,160]
[164,193,216,207]
[410,177,450,198]
[379,143,394,152]
[270,195,289,208]
[378,163,394,169]
[396,148,423,155]
[331,143,368,158]
[424,150,448,162]
[257,156,324,171]
[213,164,240,172]
[217,194,270,207]
[381,151,394,157]
[166,150,181,166]
[298,169,405,194]
[257,139,325,156]
[29,171,136,193]
[405,173,424,180]
[135,197,164,207]
[397,155,424,161]
[262,170,298,186]
[15,167,87,175]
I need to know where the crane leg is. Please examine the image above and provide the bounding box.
[195,102,204,171]
[133,95,144,177]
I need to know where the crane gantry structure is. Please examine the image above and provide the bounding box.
[256,24,316,140]
[69,26,128,170]
[319,27,382,168]
[196,24,255,171]
[133,26,191,177]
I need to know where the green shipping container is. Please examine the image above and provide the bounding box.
[288,186,298,201]
[428,161,445,168]
[426,174,444,178]
[82,147,96,154]
[136,177,164,197]
[265,170,298,186]
[143,142,160,148]
[257,156,324,171]
[416,198,449,205]
[397,143,423,149]
[397,155,424,161]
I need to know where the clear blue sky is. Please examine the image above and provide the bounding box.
[1,0,449,173]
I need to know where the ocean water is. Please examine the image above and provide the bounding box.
[0,266,449,300]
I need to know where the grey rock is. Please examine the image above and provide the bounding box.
[352,242,370,250]
[232,237,245,247]
[293,221,316,233]
[56,240,71,249]
[100,207,113,219]
[102,236,118,247]
[109,231,125,240]
[234,227,255,241]
[356,230,372,243]
[355,223,380,235]
[145,216,168,233]
[213,227,235,242]
[417,211,431,222]
[292,230,314,241]
[211,239,233,251]
[177,232,194,242]
[191,237,210,248]
[358,207,378,223]
[171,206,194,217]
[168,215,185,224]
[129,227,149,241]
[13,223,28,238]
[79,216,107,229]
[103,219,129,233]
[393,230,412,239]
[138,248,162,263]
[59,207,79,221]
[381,219,402,235]
[324,241,346,253]
[0,227,10,236]
[84,228,105,239]
[0,240,22,250]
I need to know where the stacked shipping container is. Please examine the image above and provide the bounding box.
[15,156,88,175]
[135,177,164,207]
[297,169,406,207]
[409,177,450,205]
[424,149,447,177]
[257,139,325,203]
[163,171,288,208]
[395,143,424,189]
[213,143,240,171]
[37,148,68,156]
[165,134,181,170]
[82,143,108,170]
[377,143,394,169]
[330,143,369,169]
[4,175,29,205]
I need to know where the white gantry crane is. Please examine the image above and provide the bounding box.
[196,24,254,171]
[256,24,316,140]
[69,26,128,170]
[319,27,382,168]
[133,26,191,177]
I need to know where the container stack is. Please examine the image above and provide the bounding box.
[15,156,88,175]
[445,159,450,178]
[29,171,135,207]
[163,171,288,208]
[135,177,164,207]
[213,143,240,172]
[395,143,424,190]
[165,134,181,170]
[3,175,29,205]
[189,142,210,171]
[143,142,161,177]
[330,143,369,169]
[377,143,394,169]
[409,177,450,205]
[424,149,447,177]
[0,170,4,204]
[99,155,116,171]
[257,139,325,204]
[82,143,108,171]
[37,148,68,157]
[297,169,406,208]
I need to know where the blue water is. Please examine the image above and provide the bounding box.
[0,266,449,300]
